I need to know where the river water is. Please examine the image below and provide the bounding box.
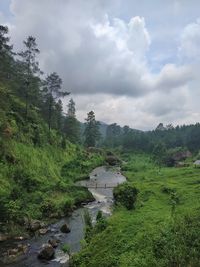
[0,166,126,267]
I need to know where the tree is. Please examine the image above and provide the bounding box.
[152,141,167,166]
[105,123,121,147]
[84,111,100,147]
[63,98,80,143]
[0,25,13,81]
[43,72,70,134]
[156,123,166,131]
[54,99,63,132]
[18,36,41,117]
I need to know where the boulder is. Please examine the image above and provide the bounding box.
[48,238,60,248]
[29,219,41,231]
[173,150,192,161]
[60,223,71,233]
[3,244,29,264]
[175,162,189,168]
[0,233,9,242]
[39,228,49,235]
[17,244,29,252]
[38,244,54,260]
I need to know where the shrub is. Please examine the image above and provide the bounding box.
[153,213,200,266]
[62,243,71,254]
[113,182,138,210]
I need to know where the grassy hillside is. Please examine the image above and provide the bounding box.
[0,139,104,234]
[72,154,200,267]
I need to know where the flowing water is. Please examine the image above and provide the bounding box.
[0,166,126,267]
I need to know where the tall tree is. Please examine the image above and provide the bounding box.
[43,72,70,134]
[18,36,41,117]
[0,25,13,81]
[63,98,80,143]
[105,123,121,147]
[84,111,100,147]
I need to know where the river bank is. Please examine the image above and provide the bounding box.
[0,166,126,267]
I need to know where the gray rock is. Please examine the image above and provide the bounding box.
[39,228,49,235]
[29,219,41,231]
[48,238,60,248]
[2,244,29,264]
[60,223,71,233]
[38,244,55,260]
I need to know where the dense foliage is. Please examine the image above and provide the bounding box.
[1,23,200,267]
[103,122,200,156]
[0,25,104,234]
[113,182,138,210]
[71,154,200,267]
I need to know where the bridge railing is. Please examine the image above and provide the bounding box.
[84,182,120,189]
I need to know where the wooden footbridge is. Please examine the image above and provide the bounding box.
[82,182,120,189]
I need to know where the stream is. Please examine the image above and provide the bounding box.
[0,166,126,267]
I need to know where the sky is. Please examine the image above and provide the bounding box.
[1,0,200,130]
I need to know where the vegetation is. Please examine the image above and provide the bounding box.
[103,122,200,158]
[113,182,138,210]
[64,98,81,144]
[0,25,104,234]
[72,154,200,267]
[1,23,200,266]
[84,111,101,147]
[62,243,71,254]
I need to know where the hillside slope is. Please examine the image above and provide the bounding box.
[72,154,200,267]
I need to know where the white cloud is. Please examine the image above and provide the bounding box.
[179,18,200,61]
[1,0,200,129]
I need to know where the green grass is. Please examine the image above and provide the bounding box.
[72,154,200,267]
[0,140,104,231]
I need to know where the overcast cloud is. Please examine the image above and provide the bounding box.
[1,0,200,130]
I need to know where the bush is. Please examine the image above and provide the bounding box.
[153,213,200,266]
[62,243,71,254]
[113,182,138,210]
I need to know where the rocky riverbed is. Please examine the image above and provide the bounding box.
[0,166,126,267]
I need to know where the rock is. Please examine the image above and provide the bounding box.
[17,244,29,253]
[3,244,29,264]
[38,244,55,260]
[40,222,47,228]
[175,162,189,168]
[173,150,192,161]
[39,228,49,235]
[60,223,71,233]
[105,155,121,166]
[0,233,9,242]
[48,238,60,248]
[8,248,19,256]
[8,244,29,255]
[49,212,62,219]
[29,219,41,231]
[14,235,28,241]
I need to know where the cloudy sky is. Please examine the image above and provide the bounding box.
[1,0,200,130]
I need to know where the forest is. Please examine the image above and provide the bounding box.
[0,24,200,267]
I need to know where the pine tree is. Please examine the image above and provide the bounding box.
[18,36,41,117]
[0,25,13,81]
[43,72,70,134]
[63,98,80,143]
[84,111,100,147]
